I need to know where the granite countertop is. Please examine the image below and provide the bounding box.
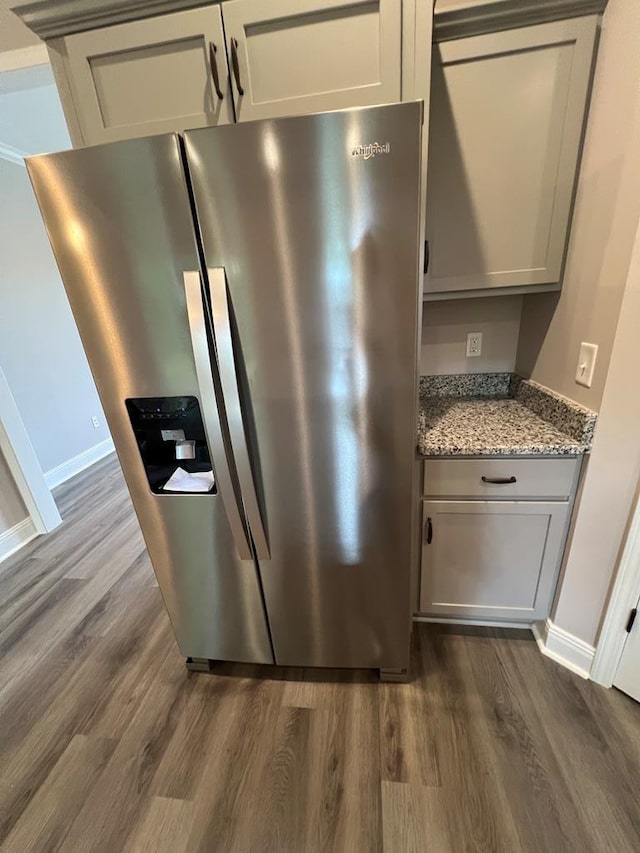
[417,374,597,457]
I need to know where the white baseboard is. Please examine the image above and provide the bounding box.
[0,517,38,565]
[532,619,595,680]
[413,615,596,679]
[45,437,115,490]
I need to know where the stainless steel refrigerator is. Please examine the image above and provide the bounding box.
[27,102,423,678]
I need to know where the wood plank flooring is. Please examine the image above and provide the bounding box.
[1,453,639,852]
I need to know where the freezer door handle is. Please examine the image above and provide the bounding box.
[208,267,270,560]
[183,270,253,560]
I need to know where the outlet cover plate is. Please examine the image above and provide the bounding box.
[575,342,598,388]
[466,331,483,358]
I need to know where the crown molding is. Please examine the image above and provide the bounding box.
[13,0,609,43]
[434,0,608,42]
[11,0,213,40]
[0,142,28,167]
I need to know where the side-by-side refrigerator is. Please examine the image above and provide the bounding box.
[27,102,423,677]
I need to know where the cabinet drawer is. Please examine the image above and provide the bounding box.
[423,457,578,500]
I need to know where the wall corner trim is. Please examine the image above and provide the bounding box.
[0,142,28,167]
[44,437,115,490]
[0,44,49,72]
[0,517,38,565]
[532,618,595,679]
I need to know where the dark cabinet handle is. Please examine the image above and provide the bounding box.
[208,42,224,100]
[230,37,244,96]
[481,476,517,484]
[426,517,433,544]
[423,240,430,274]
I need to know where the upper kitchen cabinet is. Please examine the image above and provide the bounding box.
[52,6,235,145]
[220,0,401,121]
[13,0,406,146]
[425,3,601,299]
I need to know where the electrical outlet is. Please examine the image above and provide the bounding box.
[91,415,100,429]
[466,332,483,358]
[575,342,598,388]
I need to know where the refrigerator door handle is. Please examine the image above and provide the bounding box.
[208,267,270,560]
[183,270,253,560]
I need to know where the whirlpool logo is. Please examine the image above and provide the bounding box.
[351,142,391,160]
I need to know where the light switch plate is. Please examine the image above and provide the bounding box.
[576,342,598,388]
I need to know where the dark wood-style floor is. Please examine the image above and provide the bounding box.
[1,454,639,852]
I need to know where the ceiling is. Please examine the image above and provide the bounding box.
[0,1,41,52]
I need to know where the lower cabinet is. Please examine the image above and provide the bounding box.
[419,499,569,622]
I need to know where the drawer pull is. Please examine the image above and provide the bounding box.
[208,42,224,100]
[230,38,244,96]
[426,517,433,544]
[481,476,517,485]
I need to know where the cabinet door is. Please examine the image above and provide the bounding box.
[221,0,401,122]
[614,593,640,703]
[425,16,598,296]
[420,500,569,621]
[65,7,234,145]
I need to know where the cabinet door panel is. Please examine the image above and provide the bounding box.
[222,0,401,121]
[425,16,598,295]
[420,500,568,621]
[66,7,234,144]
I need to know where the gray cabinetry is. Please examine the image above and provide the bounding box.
[425,14,599,298]
[423,457,577,500]
[420,499,569,621]
[221,0,402,122]
[30,0,404,145]
[419,457,580,622]
[62,6,234,145]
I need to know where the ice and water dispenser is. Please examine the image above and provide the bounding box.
[125,396,215,494]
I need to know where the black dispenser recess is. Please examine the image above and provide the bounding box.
[125,396,215,494]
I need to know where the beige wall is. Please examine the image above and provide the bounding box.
[516,0,640,411]
[421,295,522,375]
[0,1,34,534]
[534,0,640,647]
[0,449,27,536]
[0,2,40,52]
[552,214,640,646]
